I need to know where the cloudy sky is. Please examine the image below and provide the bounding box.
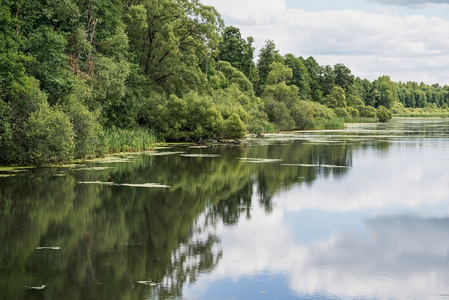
[201,0,449,85]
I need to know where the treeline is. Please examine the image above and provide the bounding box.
[0,0,447,165]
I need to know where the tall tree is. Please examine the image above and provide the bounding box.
[218,26,254,79]
[125,0,223,95]
[255,40,281,96]
[284,54,311,100]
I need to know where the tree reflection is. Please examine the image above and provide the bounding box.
[0,138,382,299]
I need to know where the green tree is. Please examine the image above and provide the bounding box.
[334,63,354,94]
[218,26,255,78]
[324,86,346,109]
[284,54,311,100]
[255,40,282,96]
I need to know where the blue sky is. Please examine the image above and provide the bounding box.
[201,0,449,85]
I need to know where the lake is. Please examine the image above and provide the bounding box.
[1,118,449,300]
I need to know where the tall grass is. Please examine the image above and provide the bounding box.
[310,118,345,130]
[394,113,449,118]
[344,117,379,123]
[104,127,160,153]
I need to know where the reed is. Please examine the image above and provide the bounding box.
[104,127,160,153]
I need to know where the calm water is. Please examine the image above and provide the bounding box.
[1,118,449,300]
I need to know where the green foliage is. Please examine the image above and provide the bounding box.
[290,100,337,130]
[263,98,295,131]
[26,101,75,165]
[347,94,364,107]
[346,106,360,118]
[377,106,393,122]
[218,26,255,78]
[356,105,377,118]
[266,62,293,85]
[63,97,105,158]
[334,107,351,118]
[225,113,246,139]
[324,86,346,109]
[104,127,157,153]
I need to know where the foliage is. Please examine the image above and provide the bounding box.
[26,101,75,165]
[377,106,393,122]
[1,0,448,165]
[104,127,157,153]
[63,97,105,158]
[356,105,377,118]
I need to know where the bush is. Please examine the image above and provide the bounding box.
[334,107,350,118]
[264,98,295,131]
[377,106,393,122]
[63,97,105,158]
[26,101,75,165]
[224,113,246,139]
[346,106,360,118]
[356,105,377,118]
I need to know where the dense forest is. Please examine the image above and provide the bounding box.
[1,0,448,165]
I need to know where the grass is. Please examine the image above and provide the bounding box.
[394,113,449,118]
[310,118,345,130]
[344,117,379,123]
[104,127,161,153]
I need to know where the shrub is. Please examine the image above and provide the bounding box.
[334,107,350,118]
[225,113,246,139]
[346,106,360,118]
[26,101,75,165]
[63,97,105,158]
[377,106,393,122]
[356,105,377,118]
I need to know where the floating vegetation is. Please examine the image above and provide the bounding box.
[73,167,113,171]
[120,183,170,188]
[78,182,170,188]
[282,164,350,168]
[26,285,46,291]
[135,281,158,286]
[36,246,61,250]
[180,154,221,158]
[239,158,282,163]
[143,151,186,156]
[0,174,16,178]
[78,181,115,186]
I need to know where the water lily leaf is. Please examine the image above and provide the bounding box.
[180,154,221,158]
[239,158,282,163]
[36,247,61,250]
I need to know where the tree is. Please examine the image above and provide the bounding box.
[372,75,398,109]
[256,40,282,96]
[284,54,312,100]
[334,63,354,93]
[218,26,255,78]
[124,0,223,95]
[324,86,346,109]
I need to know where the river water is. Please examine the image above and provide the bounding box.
[1,118,449,299]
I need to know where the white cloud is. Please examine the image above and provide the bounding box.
[202,0,449,84]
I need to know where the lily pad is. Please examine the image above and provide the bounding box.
[26,285,46,291]
[78,182,170,188]
[180,154,221,158]
[78,181,116,186]
[239,158,282,163]
[120,183,170,188]
[36,246,61,250]
[73,167,113,171]
[136,281,158,286]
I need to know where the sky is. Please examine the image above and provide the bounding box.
[200,0,449,85]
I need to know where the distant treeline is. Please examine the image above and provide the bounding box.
[0,0,447,165]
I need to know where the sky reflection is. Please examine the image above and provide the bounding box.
[184,120,449,300]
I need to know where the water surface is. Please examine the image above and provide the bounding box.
[1,118,449,299]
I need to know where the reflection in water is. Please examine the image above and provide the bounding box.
[1,119,449,299]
